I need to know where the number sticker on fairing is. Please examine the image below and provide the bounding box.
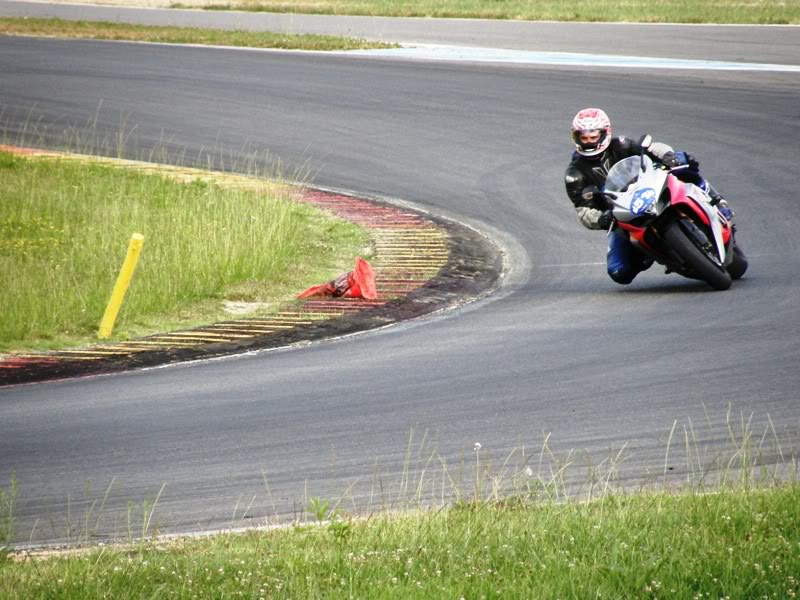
[630,188,657,215]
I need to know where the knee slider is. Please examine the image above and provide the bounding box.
[608,266,636,285]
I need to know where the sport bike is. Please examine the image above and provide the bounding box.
[600,139,747,290]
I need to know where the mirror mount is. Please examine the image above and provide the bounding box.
[639,134,652,170]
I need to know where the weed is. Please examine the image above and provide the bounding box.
[308,497,332,523]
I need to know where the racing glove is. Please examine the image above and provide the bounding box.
[661,151,699,170]
[660,151,682,169]
[597,210,615,230]
[679,151,700,169]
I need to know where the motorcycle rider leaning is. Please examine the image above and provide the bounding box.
[564,107,733,285]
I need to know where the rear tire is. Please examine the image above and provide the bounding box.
[663,220,732,290]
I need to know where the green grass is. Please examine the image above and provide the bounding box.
[0,17,396,50]
[0,150,369,352]
[0,472,16,555]
[179,0,800,24]
[1,485,799,598]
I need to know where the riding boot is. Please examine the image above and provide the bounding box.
[703,181,734,219]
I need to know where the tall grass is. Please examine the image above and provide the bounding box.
[0,472,16,556]
[0,150,367,351]
[1,485,798,597]
[188,0,800,24]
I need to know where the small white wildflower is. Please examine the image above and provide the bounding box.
[474,442,482,450]
[525,466,533,477]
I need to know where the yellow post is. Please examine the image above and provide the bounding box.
[98,233,144,339]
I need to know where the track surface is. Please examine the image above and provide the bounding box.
[1,10,799,544]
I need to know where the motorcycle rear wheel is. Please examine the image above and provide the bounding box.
[663,220,733,291]
[728,243,748,280]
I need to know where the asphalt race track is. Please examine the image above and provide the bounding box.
[1,7,799,545]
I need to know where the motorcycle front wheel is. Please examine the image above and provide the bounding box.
[663,220,733,291]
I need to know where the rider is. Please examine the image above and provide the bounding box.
[564,107,733,285]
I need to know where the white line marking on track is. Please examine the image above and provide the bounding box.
[343,44,800,73]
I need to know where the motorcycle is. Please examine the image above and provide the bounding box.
[597,136,747,290]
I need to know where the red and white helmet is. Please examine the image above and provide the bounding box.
[571,108,612,157]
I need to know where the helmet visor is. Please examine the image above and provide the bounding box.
[573,129,607,153]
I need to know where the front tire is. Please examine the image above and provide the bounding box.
[663,220,732,290]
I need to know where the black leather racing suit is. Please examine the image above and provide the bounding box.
[564,136,672,230]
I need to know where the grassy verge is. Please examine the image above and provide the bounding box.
[1,413,797,594]
[0,17,396,50]
[1,484,798,598]
[0,149,369,352]
[176,0,800,24]
[0,472,16,555]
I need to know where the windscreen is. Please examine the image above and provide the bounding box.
[604,155,653,193]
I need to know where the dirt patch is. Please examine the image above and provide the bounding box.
[222,301,274,315]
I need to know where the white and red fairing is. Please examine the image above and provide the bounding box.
[605,155,732,263]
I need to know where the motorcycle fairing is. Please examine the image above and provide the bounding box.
[666,178,730,263]
[611,166,731,266]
